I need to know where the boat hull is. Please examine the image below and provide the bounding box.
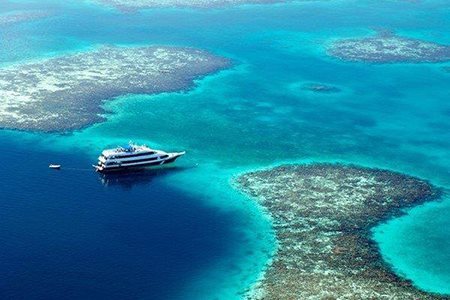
[94,152,184,173]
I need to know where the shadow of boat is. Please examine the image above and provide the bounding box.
[98,165,191,189]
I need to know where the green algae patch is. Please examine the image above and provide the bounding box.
[236,163,445,299]
[0,46,230,132]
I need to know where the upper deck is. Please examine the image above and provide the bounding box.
[101,144,156,159]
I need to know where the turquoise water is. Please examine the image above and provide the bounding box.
[0,0,449,298]
[373,195,450,295]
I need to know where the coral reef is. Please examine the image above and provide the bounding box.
[0,46,229,131]
[328,31,450,63]
[301,83,341,93]
[95,0,288,10]
[236,163,446,299]
[0,10,50,25]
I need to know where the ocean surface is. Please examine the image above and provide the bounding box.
[0,0,449,298]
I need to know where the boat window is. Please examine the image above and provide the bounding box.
[111,157,159,164]
[114,152,156,159]
[160,155,169,159]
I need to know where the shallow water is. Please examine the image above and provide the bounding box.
[0,0,449,298]
[373,196,450,295]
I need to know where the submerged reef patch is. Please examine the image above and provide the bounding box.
[0,11,51,25]
[236,164,445,299]
[0,46,229,131]
[95,0,289,10]
[301,82,341,93]
[328,31,450,63]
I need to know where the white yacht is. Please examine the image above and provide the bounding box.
[94,143,185,172]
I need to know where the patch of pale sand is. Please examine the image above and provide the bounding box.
[35,78,69,93]
[0,91,34,104]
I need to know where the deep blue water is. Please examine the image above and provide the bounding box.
[0,138,245,299]
[0,0,449,298]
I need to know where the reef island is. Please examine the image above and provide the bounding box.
[236,164,445,299]
[328,31,450,63]
[0,46,229,132]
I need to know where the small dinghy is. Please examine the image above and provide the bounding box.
[49,164,61,170]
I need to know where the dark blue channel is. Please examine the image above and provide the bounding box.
[0,139,238,300]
